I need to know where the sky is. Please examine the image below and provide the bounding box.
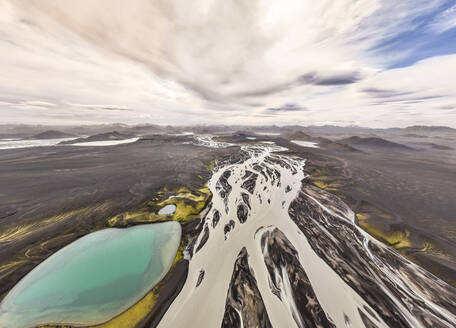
[0,0,456,127]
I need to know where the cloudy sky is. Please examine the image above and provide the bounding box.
[1,0,456,127]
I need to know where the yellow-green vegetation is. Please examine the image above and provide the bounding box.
[312,180,342,191]
[356,202,412,251]
[420,241,431,253]
[212,136,227,143]
[0,206,103,244]
[21,233,76,261]
[172,244,185,265]
[357,214,412,250]
[206,159,216,171]
[38,233,76,253]
[284,131,312,141]
[0,260,26,281]
[356,202,395,221]
[90,289,159,328]
[107,186,211,227]
[309,168,341,192]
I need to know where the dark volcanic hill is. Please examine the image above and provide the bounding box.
[413,142,454,150]
[338,136,415,151]
[60,131,135,144]
[26,130,76,140]
[283,131,313,141]
[401,133,429,138]
[281,130,361,153]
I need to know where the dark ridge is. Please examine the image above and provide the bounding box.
[237,204,248,223]
[26,130,76,140]
[224,220,236,239]
[195,225,210,254]
[212,210,220,228]
[283,130,313,141]
[222,248,272,328]
[145,261,189,328]
[195,270,205,287]
[412,142,453,150]
[260,228,336,327]
[338,136,415,151]
[401,133,428,138]
[0,209,17,220]
[217,170,232,200]
[59,131,135,144]
[241,193,251,209]
[241,170,258,194]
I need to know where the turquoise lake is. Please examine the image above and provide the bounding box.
[0,221,181,328]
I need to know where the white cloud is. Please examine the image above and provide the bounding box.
[0,0,454,127]
[428,4,456,33]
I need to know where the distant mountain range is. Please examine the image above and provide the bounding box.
[306,125,456,135]
[1,124,455,140]
[400,125,456,133]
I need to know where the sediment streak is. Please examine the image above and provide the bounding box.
[158,144,456,328]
